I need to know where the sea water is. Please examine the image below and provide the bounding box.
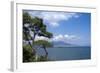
[36,47,91,61]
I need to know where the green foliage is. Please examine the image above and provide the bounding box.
[37,56,49,61]
[31,17,43,27]
[23,12,53,62]
[44,31,53,38]
[23,32,31,41]
[23,12,32,41]
[33,40,53,58]
[23,44,51,62]
[23,45,36,62]
[33,40,53,47]
[23,12,32,25]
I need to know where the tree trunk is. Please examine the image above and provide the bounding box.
[33,33,36,42]
[43,46,48,57]
[25,33,36,55]
[31,33,36,55]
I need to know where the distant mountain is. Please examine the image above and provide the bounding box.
[52,41,76,47]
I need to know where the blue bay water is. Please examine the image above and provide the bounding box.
[36,47,91,61]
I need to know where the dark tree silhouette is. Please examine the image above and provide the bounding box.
[23,12,53,62]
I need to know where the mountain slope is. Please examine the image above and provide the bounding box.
[52,41,75,47]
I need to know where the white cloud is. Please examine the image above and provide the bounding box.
[64,34,77,39]
[54,34,61,40]
[27,11,80,27]
[52,34,79,42]
[33,34,79,43]
[64,34,69,38]
[50,22,59,27]
[34,35,50,41]
[53,34,63,41]
[41,12,79,27]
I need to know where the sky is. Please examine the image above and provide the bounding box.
[23,10,91,46]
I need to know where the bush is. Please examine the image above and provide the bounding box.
[23,45,49,62]
[23,45,36,62]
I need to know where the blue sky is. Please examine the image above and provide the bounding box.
[24,10,91,46]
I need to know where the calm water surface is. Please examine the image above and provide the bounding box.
[36,47,91,61]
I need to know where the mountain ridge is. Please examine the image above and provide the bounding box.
[52,41,76,47]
